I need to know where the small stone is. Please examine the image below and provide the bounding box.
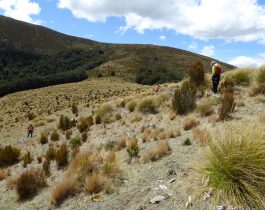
[216,205,226,210]
[168,178,176,183]
[150,195,166,204]
[185,196,192,208]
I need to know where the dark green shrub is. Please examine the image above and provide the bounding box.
[189,61,205,86]
[70,136,81,148]
[0,145,20,167]
[172,80,197,114]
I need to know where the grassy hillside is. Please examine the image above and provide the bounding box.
[0,15,235,96]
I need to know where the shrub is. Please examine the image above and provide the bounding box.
[50,130,60,141]
[192,126,212,147]
[40,131,49,144]
[0,145,20,168]
[55,144,68,169]
[196,98,213,116]
[65,130,72,140]
[71,103,79,116]
[0,169,11,180]
[16,168,46,199]
[26,112,35,120]
[127,100,137,112]
[183,115,199,131]
[126,137,139,158]
[85,172,109,194]
[256,65,265,84]
[218,93,235,121]
[77,116,93,133]
[70,136,81,148]
[143,141,171,162]
[42,159,50,176]
[189,61,205,86]
[81,132,88,142]
[58,115,72,131]
[138,97,158,114]
[232,69,251,86]
[197,124,265,209]
[21,152,32,168]
[172,80,197,114]
[50,176,78,206]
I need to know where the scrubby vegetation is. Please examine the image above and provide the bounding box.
[126,137,139,158]
[58,115,72,131]
[143,141,171,162]
[0,145,20,168]
[189,61,205,86]
[138,97,158,114]
[218,93,235,121]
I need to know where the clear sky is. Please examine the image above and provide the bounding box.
[1,0,265,67]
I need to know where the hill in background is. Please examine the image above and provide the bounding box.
[0,15,235,96]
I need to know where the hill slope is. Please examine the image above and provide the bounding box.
[0,16,235,96]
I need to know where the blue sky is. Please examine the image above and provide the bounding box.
[1,0,265,67]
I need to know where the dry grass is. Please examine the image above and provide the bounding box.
[0,168,11,180]
[65,130,72,140]
[138,96,158,114]
[42,159,50,176]
[50,175,78,206]
[85,172,110,194]
[142,127,154,143]
[50,129,60,141]
[40,131,49,144]
[192,126,212,147]
[0,145,20,167]
[143,141,171,162]
[169,111,177,120]
[126,137,139,158]
[183,115,199,131]
[16,168,46,199]
[218,93,235,121]
[77,116,93,133]
[196,98,214,116]
[21,151,32,168]
[255,65,265,84]
[55,144,68,169]
[129,113,142,123]
[197,123,265,209]
[114,139,127,151]
[95,103,115,124]
[81,132,88,142]
[127,100,137,112]
[5,176,17,190]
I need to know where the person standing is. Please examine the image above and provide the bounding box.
[211,61,222,94]
[27,124,34,138]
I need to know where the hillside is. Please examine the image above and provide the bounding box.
[0,15,235,97]
[1,66,265,209]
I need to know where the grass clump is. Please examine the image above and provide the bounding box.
[255,65,265,84]
[183,115,199,131]
[197,124,265,209]
[250,84,265,96]
[40,131,49,144]
[71,103,79,116]
[55,144,68,169]
[42,159,50,176]
[16,168,46,199]
[77,116,93,133]
[126,137,139,158]
[50,130,60,141]
[143,141,171,162]
[0,145,20,168]
[182,138,191,146]
[127,100,137,112]
[21,152,32,168]
[114,139,127,151]
[95,104,115,124]
[189,61,205,86]
[58,115,72,131]
[26,112,36,120]
[172,80,197,115]
[218,93,235,121]
[85,172,110,194]
[65,130,72,140]
[70,136,81,148]
[192,126,212,147]
[232,69,251,86]
[138,97,158,114]
[196,98,213,117]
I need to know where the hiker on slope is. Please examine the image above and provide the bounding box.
[27,124,34,138]
[211,61,222,94]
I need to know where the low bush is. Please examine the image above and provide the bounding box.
[0,145,20,168]
[143,141,171,162]
[58,115,72,131]
[189,61,205,86]
[16,168,46,199]
[26,112,36,120]
[197,124,265,209]
[40,131,49,145]
[70,136,81,148]
[50,130,60,141]
[126,137,139,158]
[218,93,235,121]
[55,144,68,169]
[21,152,32,168]
[182,138,192,146]
[196,98,214,116]
[172,80,197,114]
[138,97,158,114]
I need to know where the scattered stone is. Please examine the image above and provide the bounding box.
[168,178,176,183]
[150,195,166,204]
[203,189,213,201]
[185,196,192,208]
[216,205,226,210]
[159,185,168,192]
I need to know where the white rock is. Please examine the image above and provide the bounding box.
[168,178,176,183]
[216,206,226,210]
[150,195,166,204]
[185,196,192,208]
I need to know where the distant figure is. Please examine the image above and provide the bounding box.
[211,61,222,94]
[155,84,161,94]
[27,124,34,138]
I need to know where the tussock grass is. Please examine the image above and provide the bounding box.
[196,98,213,117]
[126,137,139,158]
[189,61,205,86]
[192,126,212,147]
[16,168,46,199]
[183,115,199,131]
[40,131,49,145]
[21,152,32,168]
[65,130,72,140]
[250,84,265,96]
[114,139,127,151]
[127,100,137,112]
[232,68,252,86]
[218,93,235,121]
[58,115,72,131]
[50,129,59,141]
[77,116,93,133]
[197,123,265,209]
[255,65,265,84]
[143,141,171,162]
[0,145,20,168]
[55,144,68,169]
[129,113,142,123]
[85,172,110,194]
[95,103,115,124]
[138,96,158,114]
